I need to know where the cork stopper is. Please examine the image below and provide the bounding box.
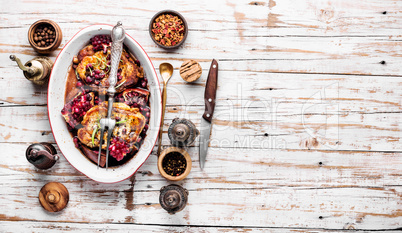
[179,60,202,82]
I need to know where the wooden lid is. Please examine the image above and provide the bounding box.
[179,60,202,82]
[38,182,69,212]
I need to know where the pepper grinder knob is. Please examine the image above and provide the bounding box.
[172,123,190,142]
[26,143,59,170]
[39,182,69,212]
[10,54,53,85]
[159,184,188,214]
[168,118,199,147]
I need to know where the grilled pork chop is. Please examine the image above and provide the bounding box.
[77,102,145,160]
[76,45,143,92]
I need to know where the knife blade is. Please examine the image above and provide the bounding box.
[199,59,218,170]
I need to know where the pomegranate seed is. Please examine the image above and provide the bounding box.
[87,76,94,83]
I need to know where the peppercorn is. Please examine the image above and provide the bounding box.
[34,24,56,47]
[162,152,187,176]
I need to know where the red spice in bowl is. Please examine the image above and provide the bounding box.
[149,10,188,49]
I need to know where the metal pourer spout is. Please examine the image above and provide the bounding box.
[10,55,38,76]
[9,54,53,85]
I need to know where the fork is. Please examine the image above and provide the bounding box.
[97,21,125,169]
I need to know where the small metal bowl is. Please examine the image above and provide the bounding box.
[28,19,62,54]
[149,10,188,50]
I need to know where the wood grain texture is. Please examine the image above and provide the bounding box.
[0,0,401,231]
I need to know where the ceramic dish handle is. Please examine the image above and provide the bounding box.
[108,21,125,94]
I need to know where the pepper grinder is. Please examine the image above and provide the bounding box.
[159,184,188,214]
[167,118,199,147]
[26,143,59,170]
[9,54,53,85]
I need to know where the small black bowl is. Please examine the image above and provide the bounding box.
[149,10,188,50]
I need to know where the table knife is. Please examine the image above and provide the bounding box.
[199,59,218,170]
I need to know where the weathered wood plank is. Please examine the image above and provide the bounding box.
[0,143,401,229]
[1,31,401,76]
[1,102,401,151]
[6,221,399,233]
[0,0,401,76]
[1,143,401,189]
[2,69,402,110]
[1,0,401,36]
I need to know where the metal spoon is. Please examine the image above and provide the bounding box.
[157,62,174,155]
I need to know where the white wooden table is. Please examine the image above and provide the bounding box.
[1,0,401,232]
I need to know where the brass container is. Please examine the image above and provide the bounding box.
[9,55,53,85]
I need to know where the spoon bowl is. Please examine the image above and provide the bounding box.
[160,63,174,83]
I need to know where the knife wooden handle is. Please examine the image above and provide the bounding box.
[202,59,218,122]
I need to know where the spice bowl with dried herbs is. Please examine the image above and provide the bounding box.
[158,147,192,181]
[149,10,188,49]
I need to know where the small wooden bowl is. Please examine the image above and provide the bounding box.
[28,19,62,54]
[149,10,188,50]
[158,147,192,181]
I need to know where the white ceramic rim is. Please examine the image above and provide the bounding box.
[48,24,162,183]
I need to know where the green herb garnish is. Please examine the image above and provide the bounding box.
[88,65,93,76]
[91,119,101,146]
[116,119,127,125]
[75,69,80,80]
[91,125,99,147]
[115,80,126,89]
